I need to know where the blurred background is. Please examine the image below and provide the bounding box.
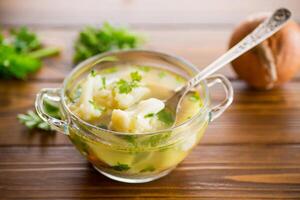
[0,0,300,26]
[1,0,299,79]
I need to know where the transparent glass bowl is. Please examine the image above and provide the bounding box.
[35,50,233,183]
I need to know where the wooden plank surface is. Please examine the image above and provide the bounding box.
[1,145,300,199]
[1,1,300,199]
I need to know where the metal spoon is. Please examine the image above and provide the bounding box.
[166,8,291,123]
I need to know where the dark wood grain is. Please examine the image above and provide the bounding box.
[1,145,300,199]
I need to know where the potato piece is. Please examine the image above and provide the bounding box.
[110,98,165,133]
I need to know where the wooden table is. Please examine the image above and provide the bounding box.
[1,0,300,199]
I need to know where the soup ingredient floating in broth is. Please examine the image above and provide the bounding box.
[68,65,203,133]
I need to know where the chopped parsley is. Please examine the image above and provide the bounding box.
[123,135,138,146]
[130,71,142,82]
[175,75,185,83]
[101,77,106,89]
[189,92,200,102]
[117,79,138,94]
[139,66,151,72]
[90,69,97,77]
[116,71,143,94]
[141,132,172,147]
[112,163,130,171]
[102,67,118,74]
[157,109,174,125]
[158,72,166,78]
[140,166,155,172]
[144,113,154,118]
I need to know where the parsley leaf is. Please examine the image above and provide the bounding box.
[17,99,60,131]
[141,132,172,147]
[90,69,97,77]
[140,166,155,172]
[157,109,174,125]
[10,27,41,53]
[112,163,130,171]
[18,110,52,131]
[101,77,106,89]
[130,71,142,82]
[158,72,166,78]
[144,113,154,118]
[117,79,138,94]
[189,92,200,102]
[139,66,151,72]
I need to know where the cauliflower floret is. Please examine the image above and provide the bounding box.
[110,98,165,133]
[114,86,150,109]
[72,74,105,121]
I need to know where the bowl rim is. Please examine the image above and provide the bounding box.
[61,49,210,136]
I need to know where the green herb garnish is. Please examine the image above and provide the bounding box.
[0,27,60,79]
[112,163,130,171]
[130,71,142,82]
[141,132,172,147]
[123,135,138,146]
[158,72,166,78]
[175,75,185,83]
[139,66,151,72]
[102,67,118,74]
[116,71,142,94]
[90,69,97,77]
[18,110,52,131]
[116,79,139,94]
[73,22,144,64]
[144,113,154,118]
[101,77,106,89]
[189,92,200,102]
[157,109,174,125]
[17,99,60,131]
[140,166,155,173]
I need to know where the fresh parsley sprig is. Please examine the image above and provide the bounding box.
[73,22,144,64]
[18,99,61,131]
[0,27,60,79]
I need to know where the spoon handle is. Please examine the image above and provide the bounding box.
[186,8,291,90]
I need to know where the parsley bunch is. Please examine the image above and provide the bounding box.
[0,27,60,79]
[73,22,144,64]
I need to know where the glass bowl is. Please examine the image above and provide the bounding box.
[35,50,233,183]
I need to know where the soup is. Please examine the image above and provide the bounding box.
[67,65,203,132]
[66,64,207,176]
